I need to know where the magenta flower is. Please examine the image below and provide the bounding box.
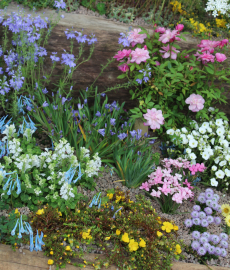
[218,39,228,49]
[113,49,132,61]
[172,192,183,203]
[158,29,180,44]
[198,40,220,53]
[118,63,129,73]
[159,44,180,60]
[143,108,164,130]
[127,28,147,47]
[185,94,205,112]
[159,184,171,195]
[130,47,150,64]
[139,182,150,191]
[155,61,161,66]
[215,53,227,62]
[199,52,215,64]
[176,24,184,31]
[155,27,166,34]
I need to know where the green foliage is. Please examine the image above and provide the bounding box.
[0,0,12,9]
[107,3,137,23]
[30,187,185,269]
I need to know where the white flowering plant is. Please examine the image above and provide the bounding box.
[0,124,102,212]
[165,108,230,192]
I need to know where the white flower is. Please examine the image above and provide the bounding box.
[189,153,197,160]
[207,127,212,133]
[180,134,188,144]
[210,178,218,187]
[199,127,206,134]
[190,159,196,165]
[215,119,224,126]
[216,127,225,136]
[215,170,225,179]
[186,148,192,154]
[225,168,230,177]
[189,139,198,148]
[175,129,181,136]
[181,127,188,133]
[211,165,217,171]
[225,155,230,162]
[219,160,227,167]
[202,151,210,160]
[208,107,215,112]
[210,138,215,145]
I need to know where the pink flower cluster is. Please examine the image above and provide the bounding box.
[139,158,206,204]
[195,39,228,65]
[189,163,206,175]
[185,93,205,112]
[142,108,164,130]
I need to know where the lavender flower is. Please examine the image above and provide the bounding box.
[220,233,228,241]
[50,53,60,62]
[110,118,116,126]
[213,194,220,201]
[208,245,216,255]
[205,192,213,200]
[201,218,209,227]
[220,240,228,249]
[197,246,207,256]
[193,205,201,211]
[192,217,201,226]
[98,129,105,137]
[61,53,76,68]
[197,195,206,204]
[206,215,214,224]
[205,188,214,194]
[199,211,206,219]
[42,101,49,107]
[200,236,209,244]
[220,248,227,257]
[214,216,221,225]
[192,231,201,240]
[204,207,212,215]
[215,247,222,256]
[210,201,219,211]
[203,242,211,250]
[210,234,220,245]
[95,111,101,117]
[191,240,200,251]
[54,0,66,9]
[184,219,193,227]
[191,211,199,218]
[202,232,211,239]
[42,88,48,94]
[206,199,212,207]
[118,133,127,140]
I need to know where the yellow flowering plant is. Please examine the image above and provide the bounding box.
[221,204,230,235]
[29,187,185,270]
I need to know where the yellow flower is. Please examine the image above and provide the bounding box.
[76,245,79,248]
[139,238,146,248]
[128,199,133,203]
[65,246,71,251]
[128,239,139,252]
[221,204,230,217]
[36,209,44,215]
[107,193,113,200]
[60,243,63,245]
[50,251,53,255]
[157,231,162,237]
[116,229,121,235]
[175,244,182,255]
[44,235,47,238]
[105,236,111,241]
[225,215,230,227]
[173,225,179,231]
[58,212,62,216]
[161,222,174,233]
[48,260,54,265]
[121,233,130,243]
[15,209,20,215]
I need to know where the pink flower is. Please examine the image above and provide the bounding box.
[199,52,215,64]
[184,54,189,58]
[155,61,161,66]
[118,63,129,72]
[196,163,206,172]
[158,183,171,195]
[198,40,220,54]
[185,94,205,112]
[176,24,184,31]
[172,192,183,203]
[139,182,150,191]
[143,45,147,50]
[127,28,147,47]
[183,179,194,190]
[215,53,227,62]
[130,47,150,64]
[218,39,228,49]
[159,44,180,60]
[189,165,197,175]
[150,189,161,198]
[143,108,164,130]
[113,49,132,61]
[155,27,166,34]
[159,29,181,43]
[189,66,193,71]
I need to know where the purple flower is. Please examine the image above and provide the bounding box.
[210,235,220,245]
[197,246,207,256]
[76,33,88,43]
[202,232,211,239]
[206,215,214,224]
[88,34,97,45]
[110,118,116,126]
[213,194,220,201]
[61,53,76,68]
[42,101,49,107]
[184,219,193,227]
[54,0,66,9]
[214,216,221,225]
[130,130,137,138]
[42,88,48,94]
[98,129,105,137]
[192,231,201,240]
[220,233,228,241]
[205,188,214,194]
[197,195,206,204]
[199,211,206,219]
[101,93,106,97]
[62,97,67,105]
[193,205,201,211]
[211,201,219,210]
[104,104,110,109]
[105,123,107,128]
[220,240,228,249]
[38,47,47,57]
[201,218,209,227]
[205,192,213,200]
[9,75,24,91]
[53,105,58,110]
[118,133,127,140]
[206,199,212,207]
[50,53,60,62]
[95,111,101,117]
[215,247,222,256]
[118,32,131,47]
[208,245,216,255]
[191,240,200,251]
[192,218,201,226]
[110,130,116,136]
[204,207,212,215]
[220,248,227,257]
[65,31,76,39]
[203,242,211,250]
[200,236,209,244]
[191,211,199,218]
[84,99,87,104]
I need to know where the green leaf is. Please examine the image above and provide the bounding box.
[117,74,126,79]
[205,66,214,75]
[130,65,135,72]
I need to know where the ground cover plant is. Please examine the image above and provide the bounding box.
[0,1,230,269]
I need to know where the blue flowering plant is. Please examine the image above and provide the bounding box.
[184,188,228,263]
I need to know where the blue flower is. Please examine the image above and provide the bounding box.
[98,129,105,137]
[42,101,49,107]
[110,118,116,126]
[42,88,48,94]
[110,130,116,136]
[11,218,19,236]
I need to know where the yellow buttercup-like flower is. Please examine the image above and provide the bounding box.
[173,225,179,231]
[139,238,146,248]
[116,229,121,236]
[221,204,230,217]
[107,193,113,200]
[225,215,230,227]
[48,260,54,265]
[121,233,130,243]
[36,209,44,215]
[161,222,174,233]
[105,236,111,241]
[128,239,139,252]
[50,251,53,255]
[15,209,20,215]
[174,244,182,255]
[157,231,162,237]
[65,246,71,251]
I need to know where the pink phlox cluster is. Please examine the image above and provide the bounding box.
[158,183,171,195]
[162,158,191,169]
[183,179,194,190]
[127,28,147,47]
[139,182,150,191]
[185,93,205,112]
[189,163,206,175]
[159,44,180,60]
